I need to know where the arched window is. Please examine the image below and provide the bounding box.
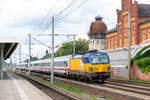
[132,25,134,31]
[97,41,99,44]
[120,38,122,47]
[144,33,146,41]
[132,34,135,45]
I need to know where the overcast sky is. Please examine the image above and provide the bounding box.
[1,0,150,63]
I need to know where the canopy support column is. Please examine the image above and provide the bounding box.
[0,44,4,79]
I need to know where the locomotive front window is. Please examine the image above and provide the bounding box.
[90,55,109,64]
[100,55,109,64]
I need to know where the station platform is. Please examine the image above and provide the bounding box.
[0,70,52,100]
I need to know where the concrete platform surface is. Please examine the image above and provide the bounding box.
[0,70,53,100]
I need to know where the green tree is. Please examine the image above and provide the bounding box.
[41,53,50,60]
[31,57,39,61]
[41,39,89,59]
[55,38,88,57]
[24,56,39,62]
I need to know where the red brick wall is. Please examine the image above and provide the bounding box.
[111,62,150,80]
[106,0,150,50]
[131,61,150,80]
[111,67,128,78]
[139,21,150,43]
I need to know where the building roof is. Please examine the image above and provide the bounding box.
[0,37,18,60]
[138,4,150,17]
[139,18,150,24]
[89,16,107,34]
[105,27,117,34]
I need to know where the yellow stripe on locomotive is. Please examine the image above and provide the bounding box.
[70,58,110,73]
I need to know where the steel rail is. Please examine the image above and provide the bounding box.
[107,79,150,87]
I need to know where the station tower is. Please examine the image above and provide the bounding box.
[88,16,107,51]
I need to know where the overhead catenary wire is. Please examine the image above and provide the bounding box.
[30,35,51,48]
[54,0,80,19]
[33,0,59,35]
[33,0,87,36]
[32,0,80,36]
[55,0,88,22]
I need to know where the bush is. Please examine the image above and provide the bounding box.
[136,57,150,74]
[140,50,150,59]
[135,45,150,60]
[131,45,150,73]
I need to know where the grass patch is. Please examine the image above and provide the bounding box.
[14,71,50,84]
[53,81,86,93]
[90,96,97,100]
[130,78,150,83]
[4,66,12,70]
[107,97,112,100]
[111,77,128,81]
[14,70,86,93]
[111,77,150,83]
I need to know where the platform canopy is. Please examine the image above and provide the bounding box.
[0,37,18,79]
[0,37,18,60]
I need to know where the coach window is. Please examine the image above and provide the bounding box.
[62,61,65,67]
[44,63,46,67]
[64,61,68,67]
[48,63,50,66]
[143,33,146,41]
[56,62,59,67]
[66,61,68,66]
[45,63,47,67]
[54,62,57,67]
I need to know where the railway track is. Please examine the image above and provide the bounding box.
[102,79,150,96]
[15,72,82,100]
[107,79,150,87]
[28,71,150,100]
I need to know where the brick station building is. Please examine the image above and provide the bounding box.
[106,0,150,50]
[88,0,150,79]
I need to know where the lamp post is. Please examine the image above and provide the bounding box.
[128,9,131,80]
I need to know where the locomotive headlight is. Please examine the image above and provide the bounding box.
[89,67,93,72]
[108,66,111,71]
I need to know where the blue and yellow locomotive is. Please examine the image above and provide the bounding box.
[69,51,111,83]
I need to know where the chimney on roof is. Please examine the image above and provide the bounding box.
[95,16,102,21]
